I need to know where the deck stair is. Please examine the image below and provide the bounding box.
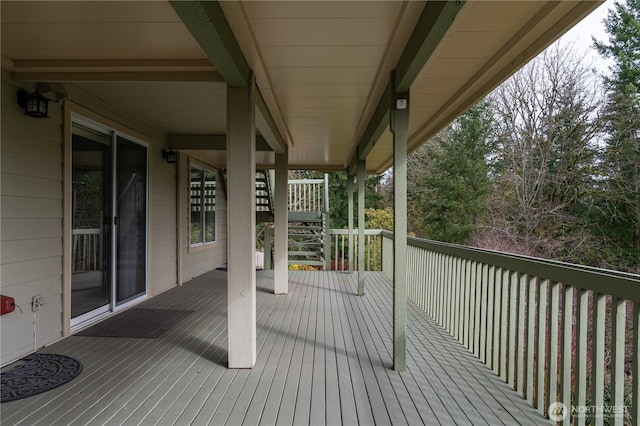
[255,170,274,222]
[287,211,325,268]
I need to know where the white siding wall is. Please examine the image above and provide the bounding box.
[150,146,178,296]
[179,155,227,282]
[1,77,65,365]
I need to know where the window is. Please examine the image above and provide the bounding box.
[190,164,216,245]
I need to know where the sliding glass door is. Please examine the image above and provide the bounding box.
[71,119,148,327]
[115,137,147,305]
[71,123,112,320]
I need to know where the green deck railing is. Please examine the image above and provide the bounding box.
[381,231,640,426]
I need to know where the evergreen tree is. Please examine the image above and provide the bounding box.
[593,0,640,270]
[407,101,495,244]
[327,171,383,229]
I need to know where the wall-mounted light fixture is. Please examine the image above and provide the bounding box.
[17,83,68,119]
[17,90,49,118]
[162,149,177,164]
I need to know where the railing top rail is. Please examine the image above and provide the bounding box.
[329,229,383,236]
[381,230,640,300]
[288,179,325,185]
[72,228,101,235]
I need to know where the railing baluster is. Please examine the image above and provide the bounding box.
[437,253,444,325]
[486,265,496,368]
[517,273,527,397]
[591,292,606,426]
[479,264,488,363]
[526,275,537,404]
[561,284,573,426]
[492,267,502,374]
[633,302,640,426]
[463,259,472,349]
[500,268,510,381]
[537,279,549,414]
[422,248,429,312]
[446,255,453,332]
[575,288,589,426]
[454,257,463,342]
[471,261,479,355]
[611,297,626,426]
[547,281,560,418]
[508,270,518,389]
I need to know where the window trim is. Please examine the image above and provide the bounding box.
[188,160,217,248]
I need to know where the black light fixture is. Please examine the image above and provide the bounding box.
[162,149,177,164]
[16,83,68,119]
[17,90,49,118]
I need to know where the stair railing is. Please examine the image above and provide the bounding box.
[288,179,325,212]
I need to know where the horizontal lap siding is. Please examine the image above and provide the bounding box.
[150,144,178,296]
[1,75,181,365]
[1,77,64,365]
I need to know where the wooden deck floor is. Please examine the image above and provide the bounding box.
[1,270,547,425]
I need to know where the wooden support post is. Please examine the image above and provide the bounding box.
[357,159,366,295]
[226,81,256,369]
[347,174,354,274]
[274,147,288,294]
[392,78,409,372]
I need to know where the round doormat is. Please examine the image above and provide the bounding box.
[1,353,83,403]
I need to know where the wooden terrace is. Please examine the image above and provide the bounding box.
[1,270,545,425]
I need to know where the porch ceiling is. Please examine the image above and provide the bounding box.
[1,0,601,173]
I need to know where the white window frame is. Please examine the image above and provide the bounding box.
[189,161,217,247]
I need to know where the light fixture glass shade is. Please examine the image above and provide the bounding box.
[17,90,49,118]
[162,149,177,164]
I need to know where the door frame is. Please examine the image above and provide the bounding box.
[63,102,151,334]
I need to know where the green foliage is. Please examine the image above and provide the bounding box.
[365,207,393,230]
[407,101,494,244]
[327,171,383,229]
[593,0,640,271]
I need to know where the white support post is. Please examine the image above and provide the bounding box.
[391,81,409,372]
[227,81,257,369]
[274,146,289,294]
[347,174,354,274]
[357,159,366,295]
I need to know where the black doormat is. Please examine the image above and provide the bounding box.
[76,308,192,338]
[1,353,83,403]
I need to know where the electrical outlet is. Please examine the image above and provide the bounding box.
[32,295,46,312]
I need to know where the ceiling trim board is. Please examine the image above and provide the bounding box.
[256,89,286,154]
[357,81,391,162]
[169,133,272,151]
[10,59,214,72]
[12,71,223,82]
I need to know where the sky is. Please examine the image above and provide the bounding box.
[559,0,616,74]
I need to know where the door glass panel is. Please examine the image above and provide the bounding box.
[190,167,202,244]
[204,170,216,243]
[71,123,112,318]
[116,137,147,305]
